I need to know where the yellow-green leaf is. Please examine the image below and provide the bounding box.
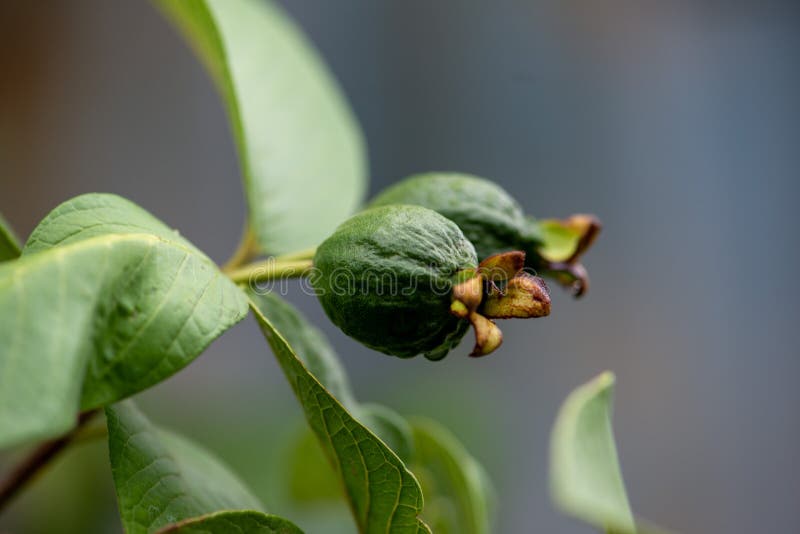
[537,219,584,262]
[550,372,636,533]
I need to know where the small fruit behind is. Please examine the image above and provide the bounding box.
[369,173,600,296]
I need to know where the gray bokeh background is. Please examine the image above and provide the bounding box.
[1,1,799,533]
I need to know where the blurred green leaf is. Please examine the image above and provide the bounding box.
[408,417,495,534]
[550,372,636,534]
[358,403,414,464]
[285,425,343,504]
[0,211,21,261]
[106,402,302,534]
[0,194,247,449]
[249,296,430,534]
[155,0,367,255]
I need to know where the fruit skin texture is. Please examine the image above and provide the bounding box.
[368,172,541,260]
[312,205,478,360]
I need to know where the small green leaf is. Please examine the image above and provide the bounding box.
[550,372,636,534]
[107,402,302,534]
[0,210,21,261]
[155,510,303,534]
[249,295,430,534]
[408,417,495,534]
[155,0,367,255]
[0,194,248,449]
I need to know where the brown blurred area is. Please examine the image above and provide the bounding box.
[0,2,69,220]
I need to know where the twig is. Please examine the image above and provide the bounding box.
[0,409,99,512]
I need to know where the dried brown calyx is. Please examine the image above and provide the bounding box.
[536,214,601,297]
[451,251,551,357]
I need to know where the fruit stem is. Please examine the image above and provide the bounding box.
[225,258,314,285]
[273,246,317,262]
[220,225,259,272]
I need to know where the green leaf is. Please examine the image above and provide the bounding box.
[251,293,414,458]
[155,0,367,255]
[155,510,303,534]
[0,210,21,261]
[285,403,415,506]
[0,194,248,449]
[106,402,302,534]
[550,372,636,534]
[250,292,357,411]
[252,293,415,505]
[249,295,430,534]
[408,417,495,534]
[358,403,414,464]
[22,192,206,257]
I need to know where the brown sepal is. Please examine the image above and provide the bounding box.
[481,272,551,318]
[468,312,503,357]
[478,251,526,282]
[561,214,602,264]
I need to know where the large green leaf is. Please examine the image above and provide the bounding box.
[0,194,248,449]
[0,210,21,261]
[155,0,367,255]
[106,402,302,534]
[408,417,495,534]
[249,295,430,534]
[22,192,206,257]
[550,372,636,533]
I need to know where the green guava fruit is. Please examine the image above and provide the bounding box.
[312,205,478,360]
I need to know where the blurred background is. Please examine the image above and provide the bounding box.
[1,1,799,532]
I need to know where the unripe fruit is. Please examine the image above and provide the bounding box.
[313,205,478,360]
[369,173,600,296]
[312,205,550,360]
